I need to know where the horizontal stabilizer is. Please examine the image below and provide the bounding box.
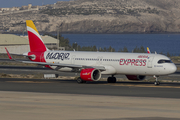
[10,53,34,59]
[5,47,13,60]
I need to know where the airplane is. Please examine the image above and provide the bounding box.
[5,20,177,85]
[147,47,151,54]
[147,47,157,54]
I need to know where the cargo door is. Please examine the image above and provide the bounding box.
[147,56,154,68]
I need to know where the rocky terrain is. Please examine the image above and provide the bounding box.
[1,0,180,33]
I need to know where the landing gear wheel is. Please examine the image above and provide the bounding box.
[112,77,116,83]
[153,75,160,86]
[107,77,110,83]
[77,77,85,84]
[154,81,160,86]
[107,77,112,83]
[107,77,116,83]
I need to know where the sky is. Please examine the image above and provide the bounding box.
[0,0,70,8]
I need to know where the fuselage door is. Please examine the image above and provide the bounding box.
[71,55,76,64]
[147,56,154,68]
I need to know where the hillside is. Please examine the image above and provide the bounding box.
[1,0,180,33]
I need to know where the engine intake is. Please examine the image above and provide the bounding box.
[126,75,146,81]
[80,68,101,81]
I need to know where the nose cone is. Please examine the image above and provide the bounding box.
[170,64,177,74]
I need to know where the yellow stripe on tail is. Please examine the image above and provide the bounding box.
[26,20,39,34]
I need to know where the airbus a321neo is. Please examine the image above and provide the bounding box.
[5,20,177,85]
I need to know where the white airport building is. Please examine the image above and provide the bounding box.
[0,34,61,54]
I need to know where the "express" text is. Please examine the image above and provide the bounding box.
[119,59,146,66]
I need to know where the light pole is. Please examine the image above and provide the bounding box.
[77,43,78,51]
[56,26,59,50]
[57,22,63,50]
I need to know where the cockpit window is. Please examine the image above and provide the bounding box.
[158,59,172,64]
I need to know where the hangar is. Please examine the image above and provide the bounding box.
[0,34,61,54]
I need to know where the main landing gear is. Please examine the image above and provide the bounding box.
[77,77,86,84]
[107,75,117,83]
[154,75,160,85]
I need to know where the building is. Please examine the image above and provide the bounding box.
[0,34,63,54]
[0,8,10,11]
[11,7,20,11]
[28,4,32,9]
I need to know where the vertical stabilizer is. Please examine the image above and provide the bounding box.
[26,20,48,52]
[147,47,151,54]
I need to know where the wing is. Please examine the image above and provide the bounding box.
[5,48,106,71]
[22,60,105,70]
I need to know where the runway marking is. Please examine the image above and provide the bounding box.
[106,83,180,88]
[5,81,180,88]
[6,81,54,83]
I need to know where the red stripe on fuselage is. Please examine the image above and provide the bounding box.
[28,52,45,62]
[27,52,52,69]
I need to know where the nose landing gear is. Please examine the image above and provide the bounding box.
[153,75,160,85]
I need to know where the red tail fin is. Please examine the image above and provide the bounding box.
[147,47,151,54]
[26,20,48,52]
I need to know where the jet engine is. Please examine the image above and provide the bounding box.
[80,68,101,81]
[126,75,146,81]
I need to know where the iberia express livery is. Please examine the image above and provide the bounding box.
[5,20,177,85]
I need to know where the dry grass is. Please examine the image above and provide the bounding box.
[0,53,37,66]
[0,61,37,66]
[0,73,44,79]
[170,56,180,63]
[0,53,24,59]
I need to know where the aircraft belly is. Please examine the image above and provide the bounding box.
[101,65,116,74]
[115,65,154,75]
[58,67,73,72]
[115,65,136,74]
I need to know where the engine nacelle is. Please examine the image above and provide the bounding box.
[126,75,146,81]
[80,68,101,81]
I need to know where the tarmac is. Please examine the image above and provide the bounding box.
[0,64,180,119]
[0,91,180,120]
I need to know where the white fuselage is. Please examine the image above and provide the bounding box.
[43,51,177,76]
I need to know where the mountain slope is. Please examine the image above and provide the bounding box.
[1,0,180,33]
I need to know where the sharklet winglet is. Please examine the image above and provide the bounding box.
[5,47,14,60]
